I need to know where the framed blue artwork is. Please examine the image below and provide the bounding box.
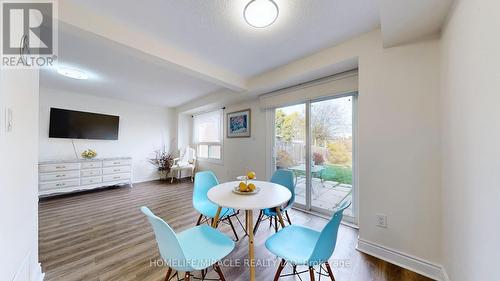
[227,109,251,138]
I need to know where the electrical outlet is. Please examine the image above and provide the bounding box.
[376,214,388,228]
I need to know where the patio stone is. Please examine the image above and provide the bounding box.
[294,179,353,216]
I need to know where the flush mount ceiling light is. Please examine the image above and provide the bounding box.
[244,0,279,28]
[57,67,89,80]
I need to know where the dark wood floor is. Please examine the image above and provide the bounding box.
[39,180,433,281]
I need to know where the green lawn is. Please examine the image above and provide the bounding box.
[320,164,352,185]
[289,164,352,185]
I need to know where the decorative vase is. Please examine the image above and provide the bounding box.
[159,170,169,181]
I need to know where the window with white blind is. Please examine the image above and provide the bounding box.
[193,109,223,161]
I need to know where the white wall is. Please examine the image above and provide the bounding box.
[0,69,42,281]
[440,0,500,280]
[178,29,443,279]
[195,100,269,182]
[177,113,192,151]
[39,88,176,183]
[356,33,442,272]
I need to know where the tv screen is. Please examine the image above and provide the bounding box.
[49,108,119,140]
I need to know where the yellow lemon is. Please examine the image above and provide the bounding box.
[248,183,256,191]
[247,171,256,180]
[239,182,248,192]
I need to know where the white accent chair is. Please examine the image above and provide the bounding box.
[170,147,196,183]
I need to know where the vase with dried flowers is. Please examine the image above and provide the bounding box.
[149,150,174,181]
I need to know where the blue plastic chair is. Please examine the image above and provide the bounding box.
[253,169,295,235]
[265,201,351,281]
[141,206,234,281]
[193,171,240,241]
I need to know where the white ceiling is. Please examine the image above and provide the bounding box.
[68,0,381,78]
[46,1,454,108]
[40,24,222,107]
[380,0,454,46]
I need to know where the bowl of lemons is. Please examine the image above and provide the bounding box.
[233,171,259,195]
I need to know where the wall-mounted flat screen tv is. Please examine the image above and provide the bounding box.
[49,108,119,140]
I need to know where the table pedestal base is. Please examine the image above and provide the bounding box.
[211,207,286,281]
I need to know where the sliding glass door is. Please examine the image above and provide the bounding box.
[309,96,354,218]
[274,104,306,205]
[273,94,356,221]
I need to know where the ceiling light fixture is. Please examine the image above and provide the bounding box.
[57,67,89,80]
[244,0,279,28]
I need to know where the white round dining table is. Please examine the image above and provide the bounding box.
[207,180,292,281]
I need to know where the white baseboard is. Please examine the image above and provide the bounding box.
[32,263,45,281]
[357,239,447,281]
[441,268,450,281]
[132,178,158,184]
[12,251,44,281]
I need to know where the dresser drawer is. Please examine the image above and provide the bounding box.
[81,176,102,185]
[103,159,132,167]
[103,173,131,182]
[39,170,80,182]
[102,165,132,175]
[81,161,102,169]
[81,169,102,177]
[39,162,80,173]
[39,179,80,191]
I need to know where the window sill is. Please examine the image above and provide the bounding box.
[197,158,224,166]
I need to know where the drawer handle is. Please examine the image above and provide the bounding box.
[56,174,66,178]
[113,169,120,172]
[56,183,66,187]
[55,165,66,169]
[113,176,120,179]
[113,162,120,165]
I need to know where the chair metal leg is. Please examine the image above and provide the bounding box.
[324,262,336,281]
[214,263,227,281]
[164,267,172,281]
[196,214,203,226]
[227,216,239,241]
[273,259,286,281]
[309,267,316,281]
[253,210,263,235]
[274,215,278,232]
[184,272,191,281]
[285,210,292,225]
[234,211,248,236]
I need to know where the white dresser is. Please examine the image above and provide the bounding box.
[38,157,133,197]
